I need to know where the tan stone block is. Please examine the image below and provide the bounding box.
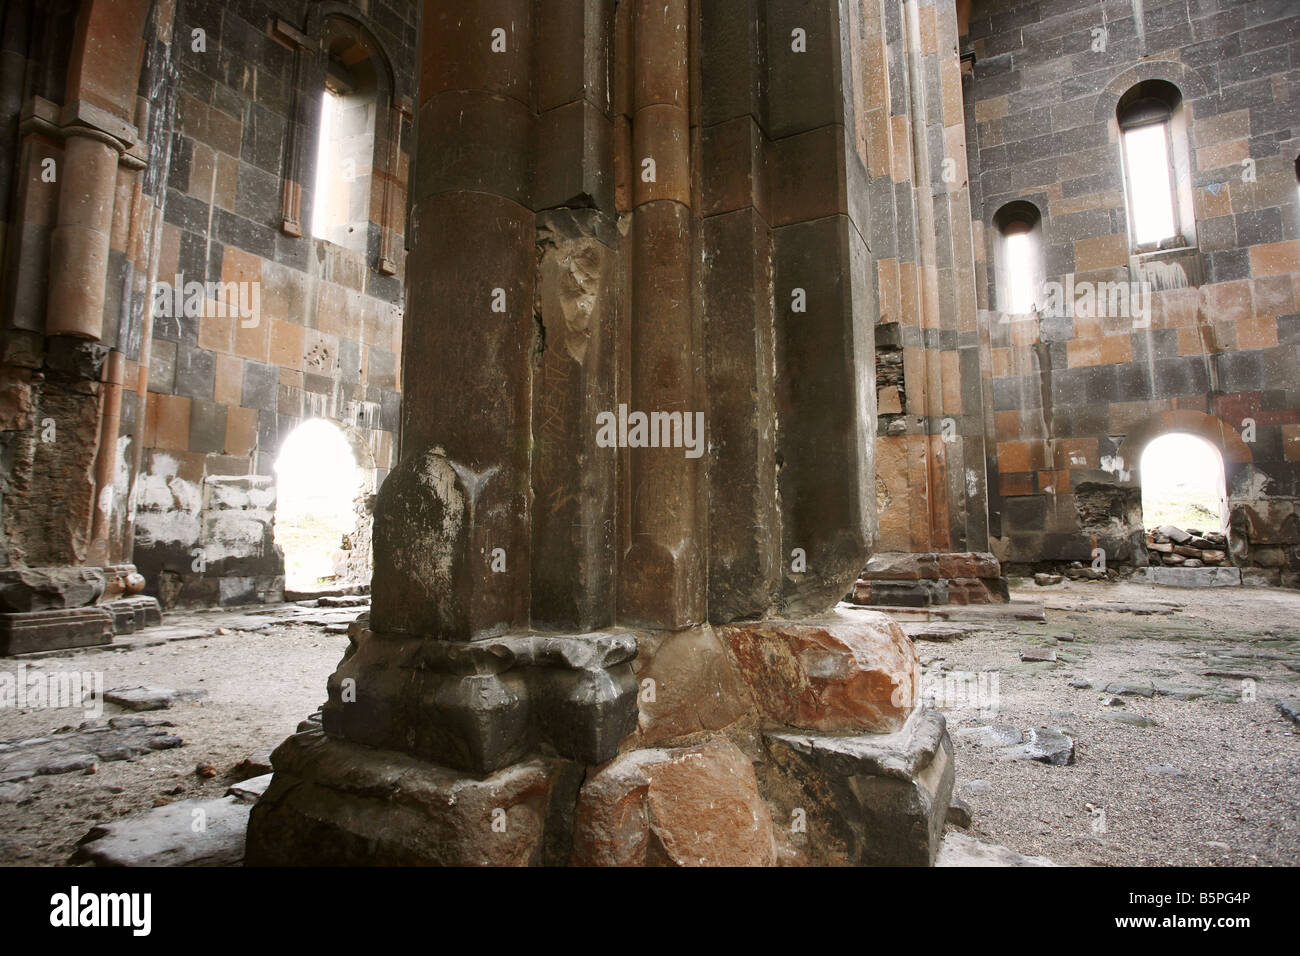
[225,405,257,457]
[1010,317,1039,345]
[1074,233,1127,271]
[976,95,1007,123]
[151,394,192,452]
[213,354,243,406]
[1195,182,1232,219]
[890,112,912,182]
[991,347,1010,378]
[233,312,270,362]
[941,350,962,414]
[1196,139,1248,171]
[1067,338,1101,367]
[269,320,305,370]
[1073,314,1103,340]
[1100,333,1132,365]
[1202,279,1252,324]
[1177,325,1204,356]
[877,385,902,414]
[198,311,234,353]
[1236,315,1278,350]
[1157,287,1199,328]
[1250,240,1300,277]
[877,257,900,324]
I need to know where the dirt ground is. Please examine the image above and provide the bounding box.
[936,579,1300,866]
[0,622,348,866]
[0,580,1297,867]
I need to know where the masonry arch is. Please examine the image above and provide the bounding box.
[1115,410,1251,535]
[272,418,377,593]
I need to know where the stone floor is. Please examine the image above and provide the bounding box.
[0,582,1297,866]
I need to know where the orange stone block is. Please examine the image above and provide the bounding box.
[1250,240,1300,277]
[225,405,258,457]
[151,394,192,452]
[213,354,243,406]
[999,472,1035,497]
[1236,315,1278,350]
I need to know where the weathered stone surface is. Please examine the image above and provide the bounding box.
[103,686,207,711]
[936,553,1001,579]
[323,630,639,774]
[720,611,918,733]
[851,579,950,606]
[760,710,955,866]
[246,730,584,866]
[1019,647,1058,663]
[226,773,273,803]
[0,567,106,612]
[0,717,182,783]
[632,625,751,744]
[937,832,1056,867]
[0,607,114,656]
[571,738,775,867]
[71,795,250,866]
[1136,566,1243,587]
[862,552,941,580]
[1276,700,1300,726]
[1009,728,1075,766]
[953,724,1024,748]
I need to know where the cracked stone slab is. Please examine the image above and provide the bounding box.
[70,795,250,866]
[0,717,182,783]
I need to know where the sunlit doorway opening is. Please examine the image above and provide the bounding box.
[1139,432,1226,532]
[274,419,365,593]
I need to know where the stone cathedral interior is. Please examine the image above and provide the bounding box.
[0,0,1296,872]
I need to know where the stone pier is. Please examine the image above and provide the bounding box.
[246,0,964,867]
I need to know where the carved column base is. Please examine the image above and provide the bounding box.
[245,730,584,866]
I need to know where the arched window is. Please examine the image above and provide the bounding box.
[993,201,1043,316]
[311,19,384,254]
[1117,81,1193,251]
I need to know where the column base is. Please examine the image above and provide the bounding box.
[245,730,583,866]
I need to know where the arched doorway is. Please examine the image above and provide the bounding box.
[1139,432,1227,532]
[273,419,371,593]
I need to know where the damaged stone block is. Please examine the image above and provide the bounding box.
[760,709,956,866]
[720,611,919,734]
[246,730,584,867]
[571,737,776,866]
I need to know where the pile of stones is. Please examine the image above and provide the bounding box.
[1145,525,1228,568]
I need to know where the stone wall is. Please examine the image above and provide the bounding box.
[133,0,415,605]
[963,0,1300,580]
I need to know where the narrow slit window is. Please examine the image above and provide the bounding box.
[1122,122,1178,246]
[1002,223,1037,314]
